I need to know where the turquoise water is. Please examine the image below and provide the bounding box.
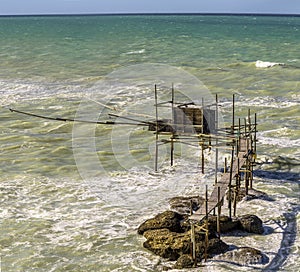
[0,15,299,271]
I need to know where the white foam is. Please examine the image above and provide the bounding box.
[124,49,145,55]
[257,129,300,148]
[255,60,285,68]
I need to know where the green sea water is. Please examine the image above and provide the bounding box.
[0,15,299,271]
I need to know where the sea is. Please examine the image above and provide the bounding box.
[0,14,299,272]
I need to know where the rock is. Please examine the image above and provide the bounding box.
[173,254,194,269]
[238,214,264,234]
[138,210,184,235]
[218,247,269,265]
[201,238,229,259]
[169,196,204,215]
[143,228,191,261]
[206,215,240,234]
[143,228,229,262]
[227,188,272,203]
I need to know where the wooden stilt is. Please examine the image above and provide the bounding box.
[170,137,174,166]
[232,94,235,134]
[215,147,218,184]
[204,185,209,262]
[248,108,251,133]
[201,142,205,174]
[215,94,219,185]
[254,113,257,155]
[217,186,221,236]
[154,85,159,172]
[228,145,234,219]
[191,223,196,265]
[170,84,175,166]
[245,159,249,195]
[233,158,240,217]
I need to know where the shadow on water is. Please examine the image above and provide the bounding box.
[254,156,300,183]
[262,205,299,272]
[254,157,299,271]
[254,169,300,183]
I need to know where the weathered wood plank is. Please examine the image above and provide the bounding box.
[190,138,250,221]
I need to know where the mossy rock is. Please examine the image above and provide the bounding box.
[173,254,195,269]
[238,214,264,234]
[138,210,184,235]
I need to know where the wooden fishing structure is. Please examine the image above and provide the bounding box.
[8,84,258,266]
[148,85,257,265]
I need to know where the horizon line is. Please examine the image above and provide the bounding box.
[1,12,300,17]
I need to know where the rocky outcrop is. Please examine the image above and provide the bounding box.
[169,196,204,215]
[238,214,264,234]
[206,215,240,234]
[138,196,266,269]
[143,227,229,261]
[227,188,272,202]
[217,247,269,265]
[137,210,184,235]
[143,228,191,261]
[173,254,194,269]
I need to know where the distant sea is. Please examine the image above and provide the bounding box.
[0,15,299,271]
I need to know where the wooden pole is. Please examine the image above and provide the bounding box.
[254,113,257,155]
[205,185,209,262]
[201,98,205,174]
[228,145,234,219]
[154,84,159,172]
[238,118,241,134]
[170,84,175,166]
[201,97,204,134]
[232,94,235,134]
[233,158,240,217]
[215,94,219,185]
[191,223,196,264]
[238,118,241,151]
[245,158,249,195]
[217,186,221,236]
[170,137,174,166]
[224,157,227,173]
[248,108,251,133]
[201,142,205,174]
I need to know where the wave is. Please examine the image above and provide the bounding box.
[124,49,146,55]
[255,60,285,68]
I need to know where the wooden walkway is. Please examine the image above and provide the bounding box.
[190,138,250,221]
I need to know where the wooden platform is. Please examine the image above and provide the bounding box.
[190,138,250,221]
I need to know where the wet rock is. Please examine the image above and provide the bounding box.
[169,196,204,215]
[143,228,191,261]
[238,214,264,234]
[180,215,239,237]
[227,188,272,202]
[137,210,184,235]
[217,247,269,265]
[143,228,229,262]
[206,215,240,234]
[197,238,229,258]
[173,254,194,269]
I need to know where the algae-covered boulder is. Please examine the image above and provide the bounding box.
[143,228,191,261]
[173,254,195,269]
[227,188,272,202]
[195,238,229,259]
[169,196,204,215]
[206,215,240,234]
[137,210,184,235]
[238,214,264,234]
[217,247,269,265]
[142,227,229,262]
